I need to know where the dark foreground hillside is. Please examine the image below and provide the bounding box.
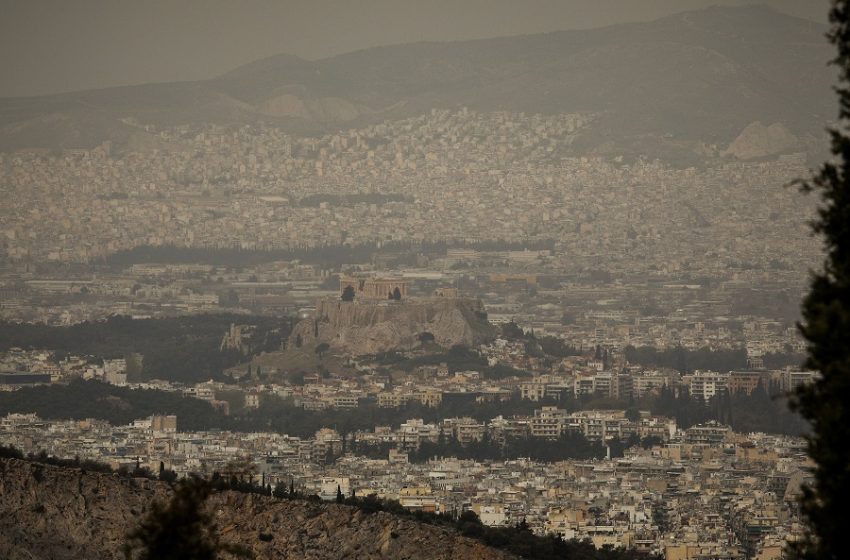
[0,458,514,560]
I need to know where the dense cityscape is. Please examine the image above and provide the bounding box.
[1,2,845,560]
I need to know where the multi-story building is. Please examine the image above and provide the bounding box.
[520,381,547,401]
[728,371,763,395]
[782,370,815,392]
[684,422,731,445]
[682,372,730,402]
[530,406,568,439]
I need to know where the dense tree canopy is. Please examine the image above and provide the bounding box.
[104,238,554,268]
[0,379,807,441]
[623,345,748,373]
[0,314,289,383]
[123,477,250,560]
[792,2,850,559]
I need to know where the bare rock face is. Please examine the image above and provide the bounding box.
[0,458,514,560]
[724,121,798,160]
[0,459,170,560]
[289,298,498,356]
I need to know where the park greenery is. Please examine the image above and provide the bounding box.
[373,344,534,379]
[624,345,802,373]
[0,314,290,383]
[623,345,749,373]
[0,377,806,446]
[103,238,555,268]
[351,430,633,464]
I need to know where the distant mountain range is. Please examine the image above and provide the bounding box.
[0,5,836,159]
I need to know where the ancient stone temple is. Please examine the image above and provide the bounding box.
[339,275,409,300]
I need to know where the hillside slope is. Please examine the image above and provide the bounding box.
[0,458,514,560]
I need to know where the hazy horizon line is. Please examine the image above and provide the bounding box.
[0,2,826,101]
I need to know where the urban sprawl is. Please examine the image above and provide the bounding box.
[0,109,822,560]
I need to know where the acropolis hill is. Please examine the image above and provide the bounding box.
[288,278,497,355]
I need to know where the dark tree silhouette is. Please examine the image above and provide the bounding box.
[314,342,330,360]
[341,285,356,301]
[123,477,249,560]
[418,331,436,344]
[157,461,177,483]
[392,287,402,300]
[792,2,850,559]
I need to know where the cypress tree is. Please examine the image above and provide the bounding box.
[792,2,850,558]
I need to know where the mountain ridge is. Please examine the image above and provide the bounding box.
[0,5,835,158]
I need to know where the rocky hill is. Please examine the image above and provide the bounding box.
[0,458,514,560]
[0,6,834,160]
[289,298,498,356]
[723,120,800,160]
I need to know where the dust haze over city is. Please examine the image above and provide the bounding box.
[0,1,843,559]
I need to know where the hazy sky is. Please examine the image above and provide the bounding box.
[0,0,830,98]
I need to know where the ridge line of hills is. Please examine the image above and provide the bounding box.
[0,456,515,560]
[0,5,836,161]
[0,455,658,560]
